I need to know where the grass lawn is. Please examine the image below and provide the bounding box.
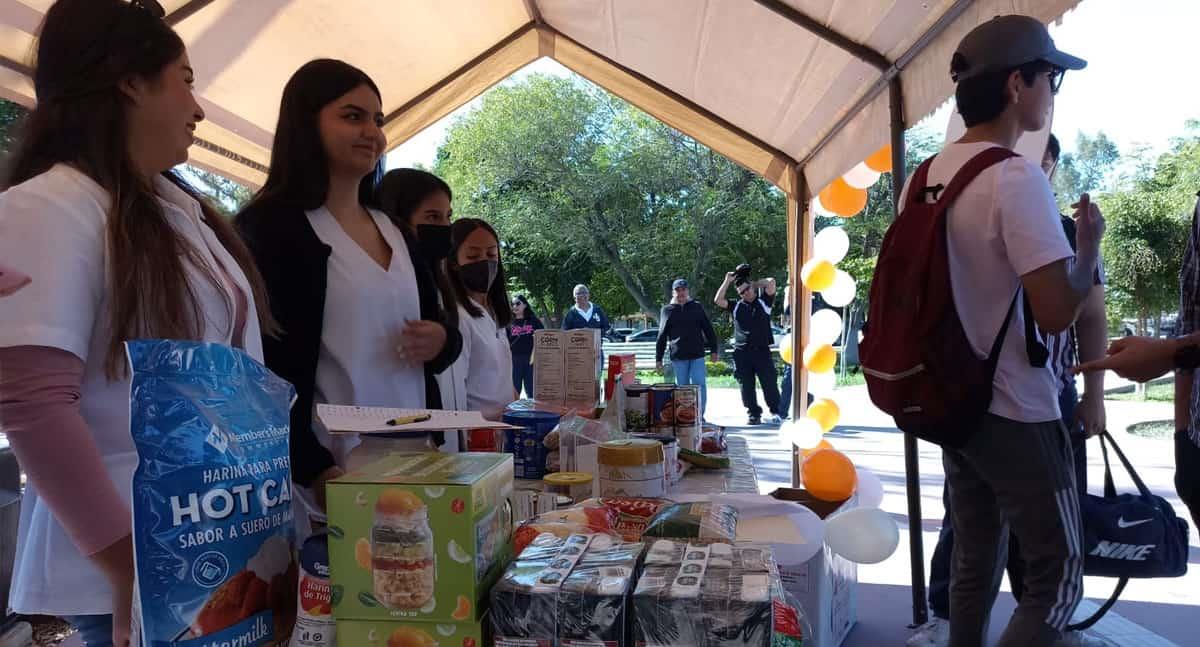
[1106,379,1175,402]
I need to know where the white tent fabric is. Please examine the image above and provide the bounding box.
[0,0,1079,193]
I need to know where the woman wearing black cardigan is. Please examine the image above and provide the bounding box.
[236,60,461,516]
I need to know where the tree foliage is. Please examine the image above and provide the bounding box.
[434,75,787,324]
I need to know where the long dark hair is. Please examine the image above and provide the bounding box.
[376,168,458,326]
[449,218,512,328]
[511,294,542,328]
[242,59,383,212]
[5,0,275,377]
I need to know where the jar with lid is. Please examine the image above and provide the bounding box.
[371,489,435,609]
[597,438,666,498]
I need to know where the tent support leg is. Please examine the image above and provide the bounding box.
[889,77,929,628]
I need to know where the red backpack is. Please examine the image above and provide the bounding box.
[859,147,1043,447]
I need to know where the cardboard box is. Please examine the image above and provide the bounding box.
[564,328,600,402]
[770,488,858,647]
[327,453,514,623]
[337,617,486,647]
[532,330,566,402]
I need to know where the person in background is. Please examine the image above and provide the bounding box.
[563,283,611,335]
[375,168,466,409]
[909,133,1109,647]
[656,278,719,419]
[447,218,515,420]
[236,60,461,518]
[508,294,543,398]
[0,1,275,644]
[563,283,609,378]
[1078,192,1200,531]
[714,272,782,425]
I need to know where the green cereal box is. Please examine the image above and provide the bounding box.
[336,617,486,647]
[327,453,513,623]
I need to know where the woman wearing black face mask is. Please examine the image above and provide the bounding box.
[447,218,515,420]
[376,168,465,408]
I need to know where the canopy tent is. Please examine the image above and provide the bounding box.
[0,0,1082,626]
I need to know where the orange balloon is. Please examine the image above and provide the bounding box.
[801,448,858,502]
[865,145,893,173]
[818,178,868,218]
[800,438,834,459]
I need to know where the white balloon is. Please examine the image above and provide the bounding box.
[813,226,850,264]
[807,370,837,397]
[825,507,899,564]
[855,467,884,509]
[821,270,857,308]
[843,162,882,189]
[782,417,824,449]
[810,308,843,346]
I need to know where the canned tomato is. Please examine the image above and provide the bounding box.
[673,385,701,452]
[650,384,675,431]
[624,384,651,433]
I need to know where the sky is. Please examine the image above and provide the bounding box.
[388,0,1200,171]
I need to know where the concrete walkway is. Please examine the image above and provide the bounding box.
[706,383,1196,647]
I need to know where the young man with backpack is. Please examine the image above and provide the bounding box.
[860,15,1102,647]
[907,134,1111,647]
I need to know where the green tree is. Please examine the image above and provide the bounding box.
[434,74,787,324]
[1100,188,1189,334]
[1053,131,1119,210]
[183,166,253,217]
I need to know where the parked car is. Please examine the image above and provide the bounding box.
[625,329,660,343]
[610,327,635,341]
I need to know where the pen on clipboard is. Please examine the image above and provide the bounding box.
[386,413,432,426]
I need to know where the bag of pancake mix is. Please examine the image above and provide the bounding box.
[126,340,297,646]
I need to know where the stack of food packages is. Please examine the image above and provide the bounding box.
[495,498,811,646]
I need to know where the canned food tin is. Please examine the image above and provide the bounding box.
[502,410,561,479]
[543,471,594,502]
[597,438,666,498]
[672,385,701,452]
[624,383,652,433]
[631,433,679,487]
[650,384,675,428]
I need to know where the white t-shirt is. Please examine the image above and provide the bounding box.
[0,164,263,616]
[460,304,515,421]
[901,142,1073,423]
[305,207,428,461]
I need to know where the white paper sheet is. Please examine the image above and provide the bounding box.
[316,404,518,433]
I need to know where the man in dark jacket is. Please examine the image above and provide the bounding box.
[715,272,782,425]
[656,279,720,419]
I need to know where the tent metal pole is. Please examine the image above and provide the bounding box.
[753,0,888,70]
[888,76,928,628]
[164,0,217,27]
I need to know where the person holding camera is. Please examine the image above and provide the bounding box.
[715,266,782,425]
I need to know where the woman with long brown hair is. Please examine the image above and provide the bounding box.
[0,1,275,644]
[236,60,462,522]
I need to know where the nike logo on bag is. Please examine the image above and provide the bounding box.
[1117,517,1152,529]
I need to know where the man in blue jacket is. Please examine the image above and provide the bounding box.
[656,279,720,419]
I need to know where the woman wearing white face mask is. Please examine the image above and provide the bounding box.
[0,2,275,644]
[445,218,516,421]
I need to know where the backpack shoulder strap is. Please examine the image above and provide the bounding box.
[936,147,1018,206]
[905,155,938,208]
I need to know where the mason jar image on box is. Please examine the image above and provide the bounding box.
[673,385,701,452]
[598,438,666,498]
[371,490,436,610]
[624,383,651,434]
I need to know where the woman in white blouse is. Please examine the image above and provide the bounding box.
[236,60,462,519]
[446,218,517,421]
[0,1,274,644]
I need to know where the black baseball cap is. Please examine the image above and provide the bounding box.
[672,279,689,289]
[951,15,1086,83]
